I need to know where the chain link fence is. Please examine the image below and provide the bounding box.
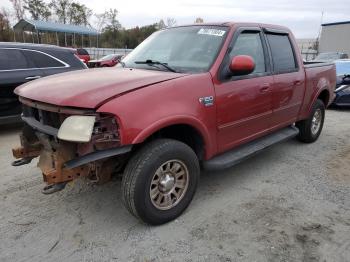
[84,48,133,59]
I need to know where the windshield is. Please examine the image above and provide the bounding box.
[335,61,350,76]
[101,54,118,61]
[122,26,229,73]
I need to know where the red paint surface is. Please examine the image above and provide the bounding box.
[76,54,90,64]
[15,68,187,108]
[15,22,336,160]
[229,55,255,74]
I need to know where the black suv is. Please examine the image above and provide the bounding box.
[0,43,87,124]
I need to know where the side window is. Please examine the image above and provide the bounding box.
[0,49,30,70]
[230,32,266,74]
[266,34,297,73]
[22,50,65,68]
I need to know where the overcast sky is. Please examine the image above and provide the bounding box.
[2,0,350,38]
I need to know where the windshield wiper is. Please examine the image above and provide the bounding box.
[134,59,177,72]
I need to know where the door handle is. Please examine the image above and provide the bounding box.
[25,76,41,80]
[294,80,302,86]
[259,84,270,93]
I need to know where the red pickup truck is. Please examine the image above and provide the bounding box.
[12,22,336,225]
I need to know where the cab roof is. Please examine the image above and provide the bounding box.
[171,22,291,33]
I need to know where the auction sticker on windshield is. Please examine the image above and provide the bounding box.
[198,28,226,37]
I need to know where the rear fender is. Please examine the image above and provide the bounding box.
[299,77,330,120]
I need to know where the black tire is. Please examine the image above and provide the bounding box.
[122,139,200,225]
[296,99,325,143]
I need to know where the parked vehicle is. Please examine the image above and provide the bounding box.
[75,48,90,64]
[88,54,123,68]
[313,52,348,62]
[12,23,336,225]
[331,60,350,107]
[0,43,87,124]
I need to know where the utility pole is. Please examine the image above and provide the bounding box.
[315,11,324,54]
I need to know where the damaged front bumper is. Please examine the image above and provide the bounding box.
[12,98,132,190]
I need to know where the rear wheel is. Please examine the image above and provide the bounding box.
[296,99,325,143]
[122,139,200,225]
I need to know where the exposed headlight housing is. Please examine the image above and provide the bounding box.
[58,115,96,142]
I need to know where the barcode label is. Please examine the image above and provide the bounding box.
[198,28,226,37]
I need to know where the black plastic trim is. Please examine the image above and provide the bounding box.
[263,28,289,35]
[322,21,350,26]
[203,126,299,170]
[64,145,133,169]
[22,115,58,136]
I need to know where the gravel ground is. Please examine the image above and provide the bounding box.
[0,109,349,262]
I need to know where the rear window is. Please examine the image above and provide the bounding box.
[0,49,30,70]
[266,34,297,73]
[77,48,89,55]
[22,50,65,68]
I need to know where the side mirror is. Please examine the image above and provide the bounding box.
[229,55,255,76]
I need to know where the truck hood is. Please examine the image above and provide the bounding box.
[15,68,187,108]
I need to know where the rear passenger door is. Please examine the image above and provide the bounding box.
[264,30,305,129]
[21,49,70,76]
[0,48,44,117]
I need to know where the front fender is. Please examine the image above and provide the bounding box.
[132,115,215,158]
[97,73,218,159]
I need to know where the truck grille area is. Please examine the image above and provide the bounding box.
[19,97,120,155]
[22,104,65,129]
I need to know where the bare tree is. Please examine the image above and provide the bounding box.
[166,17,177,28]
[24,0,51,21]
[50,0,71,24]
[0,8,12,41]
[194,17,204,24]
[68,2,92,26]
[104,9,121,31]
[157,19,166,29]
[94,12,107,32]
[10,0,25,21]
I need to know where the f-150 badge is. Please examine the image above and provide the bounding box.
[199,96,214,107]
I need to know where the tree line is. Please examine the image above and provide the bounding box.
[0,0,205,48]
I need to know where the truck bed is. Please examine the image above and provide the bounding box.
[303,61,334,68]
[298,62,337,120]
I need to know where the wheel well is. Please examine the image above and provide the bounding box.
[318,89,330,106]
[145,124,205,160]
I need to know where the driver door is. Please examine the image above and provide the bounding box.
[214,28,274,153]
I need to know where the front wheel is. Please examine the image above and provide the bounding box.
[296,99,325,143]
[122,139,200,225]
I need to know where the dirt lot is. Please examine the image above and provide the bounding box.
[0,109,349,262]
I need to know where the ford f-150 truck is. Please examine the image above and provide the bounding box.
[11,22,336,225]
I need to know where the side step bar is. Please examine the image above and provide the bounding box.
[203,126,299,171]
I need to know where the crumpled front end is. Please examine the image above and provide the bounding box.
[12,97,131,193]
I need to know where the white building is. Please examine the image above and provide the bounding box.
[319,21,350,56]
